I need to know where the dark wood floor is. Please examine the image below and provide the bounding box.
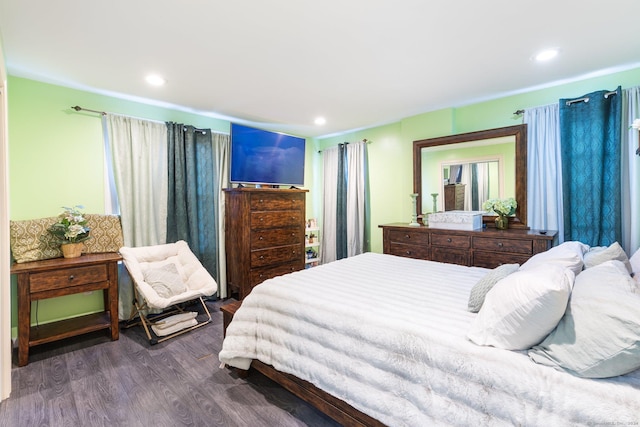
[0,299,340,427]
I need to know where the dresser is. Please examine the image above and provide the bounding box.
[11,252,121,366]
[380,223,556,268]
[224,187,307,300]
[444,184,465,210]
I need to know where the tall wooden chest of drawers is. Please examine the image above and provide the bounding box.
[444,184,465,210]
[380,223,556,269]
[224,188,307,300]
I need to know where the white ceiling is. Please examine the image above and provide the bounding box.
[1,0,639,138]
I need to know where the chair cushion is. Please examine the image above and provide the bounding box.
[143,263,186,298]
[119,240,217,309]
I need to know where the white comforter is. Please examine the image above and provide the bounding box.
[219,252,640,427]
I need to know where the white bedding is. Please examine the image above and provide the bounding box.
[219,252,640,426]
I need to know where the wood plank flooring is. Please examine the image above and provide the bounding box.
[0,299,340,427]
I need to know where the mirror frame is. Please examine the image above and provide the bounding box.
[413,124,528,228]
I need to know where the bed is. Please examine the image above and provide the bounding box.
[219,246,640,426]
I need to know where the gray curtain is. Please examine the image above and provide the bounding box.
[166,123,219,284]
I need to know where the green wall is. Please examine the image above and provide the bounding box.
[8,66,640,333]
[6,76,316,334]
[313,66,640,253]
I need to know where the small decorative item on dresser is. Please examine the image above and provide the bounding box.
[48,205,91,258]
[482,197,518,230]
[409,193,420,226]
[431,193,439,213]
[494,215,509,230]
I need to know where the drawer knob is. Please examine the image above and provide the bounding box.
[404,234,410,239]
[68,275,75,281]
[405,250,411,255]
[259,217,264,221]
[259,199,264,203]
[447,238,452,243]
[259,255,264,260]
[497,242,504,247]
[259,236,264,240]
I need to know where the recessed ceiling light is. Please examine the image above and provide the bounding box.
[534,48,559,62]
[145,74,166,86]
[314,117,326,126]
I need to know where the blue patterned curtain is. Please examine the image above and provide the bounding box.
[166,123,219,282]
[559,87,622,246]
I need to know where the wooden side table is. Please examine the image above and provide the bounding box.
[11,252,121,366]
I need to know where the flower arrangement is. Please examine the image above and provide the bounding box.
[48,205,91,244]
[482,197,517,217]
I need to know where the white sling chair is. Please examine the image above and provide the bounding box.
[119,240,218,345]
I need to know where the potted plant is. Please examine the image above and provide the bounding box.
[48,205,91,258]
[482,197,517,230]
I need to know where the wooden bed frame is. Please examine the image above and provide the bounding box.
[221,301,385,427]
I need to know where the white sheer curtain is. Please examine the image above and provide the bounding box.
[105,115,168,318]
[213,132,230,298]
[321,142,367,263]
[476,162,489,208]
[621,86,640,254]
[321,146,339,264]
[460,164,472,209]
[524,103,564,240]
[106,114,168,246]
[346,141,366,257]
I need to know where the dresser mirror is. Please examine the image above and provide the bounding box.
[413,124,527,228]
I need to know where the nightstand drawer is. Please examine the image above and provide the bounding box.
[251,193,304,211]
[431,234,470,248]
[473,237,532,254]
[251,211,303,229]
[251,244,303,267]
[251,228,303,249]
[386,230,429,246]
[29,264,108,293]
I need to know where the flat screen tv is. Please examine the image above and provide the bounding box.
[230,123,305,187]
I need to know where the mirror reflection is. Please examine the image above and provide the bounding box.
[421,136,515,213]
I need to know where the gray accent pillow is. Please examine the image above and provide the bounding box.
[143,263,186,299]
[528,260,640,378]
[468,263,519,313]
[583,242,632,274]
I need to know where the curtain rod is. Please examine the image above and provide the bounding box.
[565,90,618,106]
[317,139,371,153]
[71,105,106,115]
[71,105,220,134]
[514,91,619,114]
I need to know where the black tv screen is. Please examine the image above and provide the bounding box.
[230,123,305,186]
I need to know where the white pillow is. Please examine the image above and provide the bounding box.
[584,242,632,273]
[467,263,574,350]
[529,260,640,378]
[519,241,587,276]
[467,264,520,313]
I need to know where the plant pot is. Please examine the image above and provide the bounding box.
[61,242,84,258]
[495,215,509,230]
